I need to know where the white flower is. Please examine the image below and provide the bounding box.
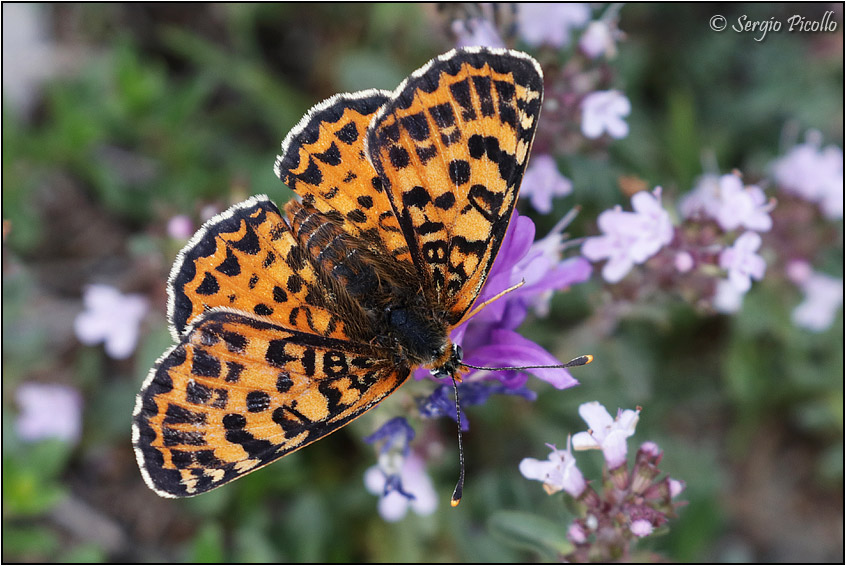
[520,154,573,214]
[572,401,640,469]
[669,478,685,498]
[791,271,843,332]
[719,231,766,293]
[518,3,591,48]
[519,439,586,497]
[712,176,772,232]
[639,441,662,459]
[579,20,618,59]
[771,134,843,219]
[681,173,773,232]
[581,90,631,139]
[364,453,437,522]
[74,284,149,359]
[674,251,694,273]
[679,174,720,220]
[16,383,82,444]
[628,189,675,261]
[630,518,654,537]
[712,278,745,313]
[567,522,588,544]
[581,188,673,283]
[452,18,505,49]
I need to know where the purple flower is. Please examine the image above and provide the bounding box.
[461,328,579,390]
[571,401,640,470]
[452,18,505,49]
[787,263,843,332]
[15,383,82,444]
[363,417,436,521]
[474,212,592,326]
[520,154,573,214]
[680,174,772,232]
[518,3,591,48]
[519,439,587,497]
[74,284,149,359]
[364,416,415,457]
[414,211,590,387]
[582,188,674,283]
[364,453,437,522]
[441,211,590,389]
[581,90,631,140]
[771,133,843,219]
[719,231,766,292]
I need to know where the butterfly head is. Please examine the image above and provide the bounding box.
[430,343,464,380]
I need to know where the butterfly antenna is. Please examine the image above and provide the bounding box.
[450,374,465,507]
[463,280,525,322]
[462,354,594,372]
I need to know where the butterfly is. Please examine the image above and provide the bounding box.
[132,47,545,499]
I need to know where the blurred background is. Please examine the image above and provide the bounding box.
[3,3,842,562]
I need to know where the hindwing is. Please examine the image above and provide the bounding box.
[133,310,408,497]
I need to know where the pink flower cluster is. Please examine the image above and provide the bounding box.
[771,133,843,220]
[581,174,777,315]
[520,402,685,562]
[581,188,674,283]
[768,134,844,332]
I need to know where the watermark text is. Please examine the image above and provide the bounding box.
[709,11,838,41]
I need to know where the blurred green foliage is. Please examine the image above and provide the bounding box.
[2,3,842,563]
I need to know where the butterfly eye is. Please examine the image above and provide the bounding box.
[452,344,463,361]
[430,367,451,379]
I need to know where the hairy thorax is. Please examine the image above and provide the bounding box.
[382,298,451,369]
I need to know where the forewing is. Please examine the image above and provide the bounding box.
[133,310,408,498]
[168,195,349,342]
[273,92,412,265]
[366,48,543,325]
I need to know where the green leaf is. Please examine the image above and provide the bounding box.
[488,510,572,560]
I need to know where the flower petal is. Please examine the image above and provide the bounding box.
[464,329,578,389]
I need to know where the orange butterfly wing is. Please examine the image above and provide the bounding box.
[274,91,413,266]
[134,310,406,497]
[167,196,349,342]
[366,48,543,325]
[134,48,544,498]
